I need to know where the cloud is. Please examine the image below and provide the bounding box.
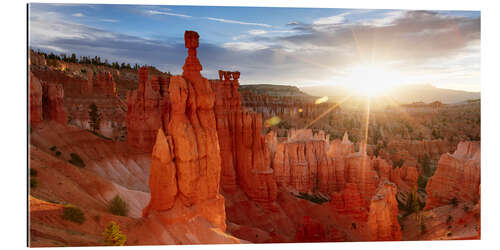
[72,13,84,17]
[100,18,119,23]
[29,7,480,89]
[313,13,349,25]
[146,10,192,18]
[205,17,271,27]
[223,42,270,51]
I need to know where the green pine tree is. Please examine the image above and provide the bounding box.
[103,221,126,246]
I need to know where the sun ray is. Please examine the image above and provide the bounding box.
[304,95,352,129]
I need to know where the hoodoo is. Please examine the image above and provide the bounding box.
[142,30,226,231]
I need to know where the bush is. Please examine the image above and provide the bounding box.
[463,205,470,212]
[446,231,452,237]
[50,146,57,151]
[69,153,85,168]
[108,195,128,216]
[419,223,427,235]
[30,168,38,177]
[55,151,61,157]
[62,205,85,224]
[30,178,38,188]
[446,215,453,224]
[450,197,459,207]
[103,221,126,246]
[417,175,428,191]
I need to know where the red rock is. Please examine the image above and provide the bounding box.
[30,72,43,127]
[328,132,354,157]
[345,152,379,203]
[126,67,166,151]
[295,216,326,242]
[93,72,117,97]
[211,70,277,206]
[43,82,67,125]
[387,139,451,161]
[330,182,368,221]
[425,141,480,210]
[143,31,225,231]
[367,180,402,241]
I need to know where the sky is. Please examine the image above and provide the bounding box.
[28,3,480,92]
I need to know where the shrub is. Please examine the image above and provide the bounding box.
[450,197,459,207]
[463,205,470,212]
[419,223,427,235]
[417,175,428,191]
[69,153,85,168]
[108,195,128,216]
[55,151,62,157]
[50,146,57,151]
[62,205,85,224]
[446,231,452,237]
[30,178,38,188]
[30,168,38,177]
[81,68,87,73]
[103,221,126,246]
[446,215,453,224]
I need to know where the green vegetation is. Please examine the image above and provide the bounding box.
[450,197,459,207]
[103,221,127,246]
[393,159,405,169]
[417,175,428,191]
[69,153,85,168]
[108,195,129,216]
[446,231,452,237]
[55,151,62,157]
[50,146,57,151]
[446,215,453,224]
[30,178,38,188]
[62,205,85,224]
[30,168,38,177]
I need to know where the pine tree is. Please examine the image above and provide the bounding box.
[103,221,126,246]
[88,103,102,133]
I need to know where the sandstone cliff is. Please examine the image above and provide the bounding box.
[367,180,402,241]
[425,141,480,210]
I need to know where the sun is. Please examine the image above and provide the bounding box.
[342,63,402,97]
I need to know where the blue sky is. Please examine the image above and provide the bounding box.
[28,3,480,92]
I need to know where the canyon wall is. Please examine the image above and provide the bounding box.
[211,70,278,206]
[29,71,67,127]
[425,141,480,210]
[240,90,336,121]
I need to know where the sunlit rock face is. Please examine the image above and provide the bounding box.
[142,31,226,231]
[210,70,277,206]
[30,72,44,127]
[126,67,168,151]
[425,141,480,210]
[367,180,402,241]
[29,71,68,126]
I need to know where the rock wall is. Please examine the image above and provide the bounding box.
[387,139,452,160]
[30,72,44,126]
[126,67,169,151]
[367,180,402,241]
[29,71,67,126]
[211,70,278,206]
[240,90,336,121]
[425,141,480,210]
[142,31,226,231]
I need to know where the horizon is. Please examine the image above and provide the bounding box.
[29,4,480,92]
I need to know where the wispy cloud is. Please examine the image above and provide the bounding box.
[146,10,192,18]
[313,13,350,25]
[100,18,119,23]
[72,13,84,17]
[205,17,271,27]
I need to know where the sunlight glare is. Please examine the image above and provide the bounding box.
[342,63,402,97]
